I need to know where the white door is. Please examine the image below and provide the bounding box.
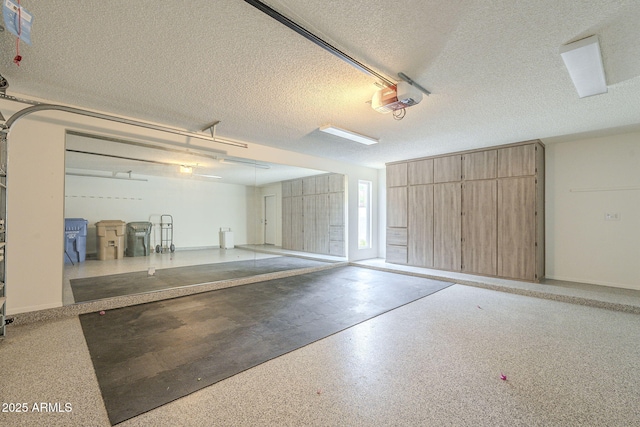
[264,195,276,245]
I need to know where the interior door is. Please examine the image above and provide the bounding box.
[264,195,276,245]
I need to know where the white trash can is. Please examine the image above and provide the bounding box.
[219,227,234,249]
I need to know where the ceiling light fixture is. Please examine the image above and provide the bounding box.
[220,158,271,169]
[65,171,148,182]
[193,173,222,179]
[179,165,193,174]
[560,35,607,98]
[319,125,378,145]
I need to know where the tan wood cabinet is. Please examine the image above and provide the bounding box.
[434,155,462,183]
[282,180,292,198]
[282,196,292,249]
[387,162,408,187]
[387,227,408,246]
[316,175,329,194]
[282,173,345,256]
[290,196,304,251]
[303,176,317,195]
[462,180,497,275]
[386,140,544,282]
[303,195,316,252]
[291,179,303,197]
[386,243,408,264]
[316,194,330,254]
[329,192,344,226]
[408,159,434,185]
[408,185,434,267]
[498,143,536,177]
[387,186,408,227]
[329,173,344,193]
[433,182,462,271]
[498,176,537,280]
[463,150,497,180]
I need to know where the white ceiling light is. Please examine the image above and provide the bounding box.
[560,35,607,98]
[193,173,222,179]
[179,165,193,174]
[319,125,378,146]
[220,158,271,169]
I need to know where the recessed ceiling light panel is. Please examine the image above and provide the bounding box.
[319,125,378,145]
[560,35,607,98]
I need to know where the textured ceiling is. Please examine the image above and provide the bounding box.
[1,0,640,169]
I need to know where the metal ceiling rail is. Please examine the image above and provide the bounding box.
[244,0,397,87]
[0,100,248,149]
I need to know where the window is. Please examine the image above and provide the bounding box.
[358,180,372,249]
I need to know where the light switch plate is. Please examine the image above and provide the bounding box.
[604,213,621,221]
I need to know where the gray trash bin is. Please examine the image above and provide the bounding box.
[125,222,153,257]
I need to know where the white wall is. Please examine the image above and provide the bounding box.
[7,114,65,313]
[2,96,381,314]
[65,172,252,252]
[545,130,640,290]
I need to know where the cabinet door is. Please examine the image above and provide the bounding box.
[329,173,345,192]
[408,185,434,267]
[386,245,408,264]
[282,181,292,198]
[498,177,536,280]
[329,192,344,226]
[303,177,317,195]
[316,194,330,254]
[316,175,330,194]
[303,195,317,252]
[291,196,304,250]
[330,241,345,257]
[408,159,434,185]
[387,163,408,187]
[387,228,408,246]
[433,183,461,270]
[329,224,345,257]
[387,187,408,227]
[498,144,536,177]
[282,197,292,249]
[434,155,462,183]
[462,180,497,275]
[291,179,303,197]
[463,150,497,180]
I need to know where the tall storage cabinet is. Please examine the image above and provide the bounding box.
[386,163,408,264]
[282,173,345,256]
[462,179,498,276]
[386,140,544,282]
[408,184,433,267]
[433,182,461,271]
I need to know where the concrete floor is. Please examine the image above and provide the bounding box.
[2,268,640,426]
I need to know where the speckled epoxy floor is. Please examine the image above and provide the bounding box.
[2,282,640,426]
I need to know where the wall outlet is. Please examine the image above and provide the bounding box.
[604,212,621,221]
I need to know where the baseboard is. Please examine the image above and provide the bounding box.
[7,301,63,316]
[544,274,640,291]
